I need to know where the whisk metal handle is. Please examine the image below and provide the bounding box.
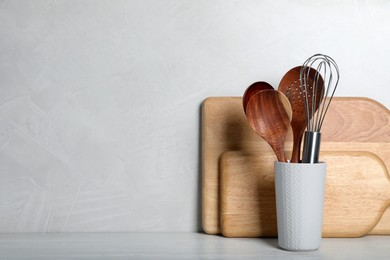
[302,131,321,163]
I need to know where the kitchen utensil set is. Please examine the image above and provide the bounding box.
[243,54,339,163]
[242,54,340,250]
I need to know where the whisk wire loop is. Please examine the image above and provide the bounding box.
[300,54,339,163]
[300,54,340,132]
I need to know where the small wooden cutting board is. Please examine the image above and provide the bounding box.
[220,151,390,237]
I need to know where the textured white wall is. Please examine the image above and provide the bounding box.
[0,1,389,232]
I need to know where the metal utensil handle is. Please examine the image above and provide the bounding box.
[302,131,321,163]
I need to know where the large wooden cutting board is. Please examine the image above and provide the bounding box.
[220,151,390,237]
[201,97,390,235]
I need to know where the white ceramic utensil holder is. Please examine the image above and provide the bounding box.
[274,162,327,251]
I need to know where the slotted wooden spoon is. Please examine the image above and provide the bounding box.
[245,90,292,162]
[278,66,324,163]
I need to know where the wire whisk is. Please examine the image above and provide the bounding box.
[300,54,340,163]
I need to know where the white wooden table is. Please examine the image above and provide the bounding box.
[0,233,389,259]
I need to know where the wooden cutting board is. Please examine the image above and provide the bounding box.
[202,97,390,235]
[220,151,390,237]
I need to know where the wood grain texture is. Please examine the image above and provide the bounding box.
[370,206,390,234]
[242,82,274,114]
[220,151,390,237]
[202,97,390,235]
[220,152,276,237]
[245,90,292,162]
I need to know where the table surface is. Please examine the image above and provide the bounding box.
[0,233,389,259]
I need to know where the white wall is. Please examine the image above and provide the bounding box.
[0,0,389,232]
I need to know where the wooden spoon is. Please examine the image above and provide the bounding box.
[246,90,292,162]
[278,66,324,163]
[243,82,274,114]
